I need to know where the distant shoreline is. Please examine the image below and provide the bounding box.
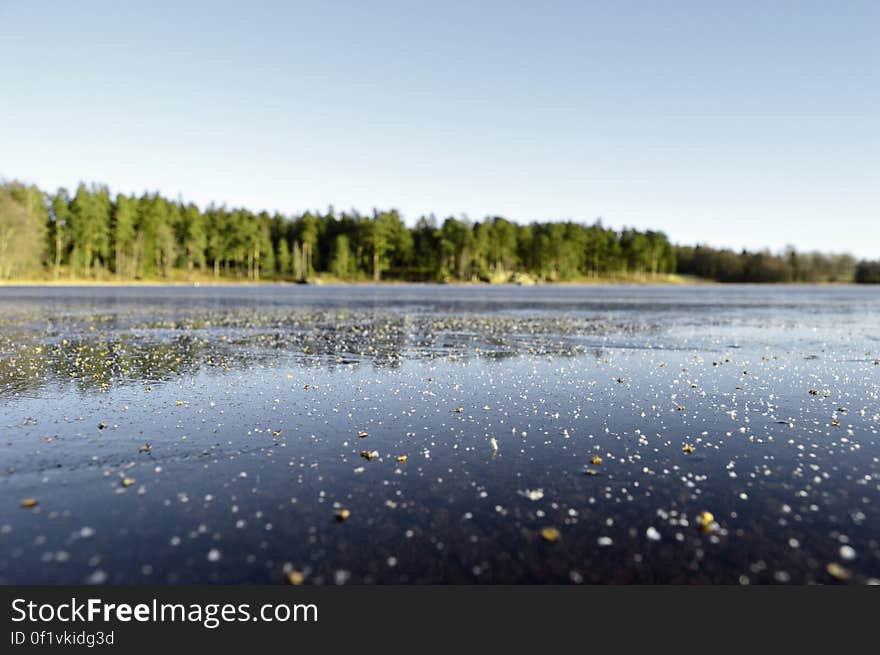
[0,272,697,287]
[0,277,871,288]
[0,280,701,287]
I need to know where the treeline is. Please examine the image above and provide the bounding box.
[675,245,858,283]
[855,260,880,284]
[0,180,676,282]
[0,179,876,284]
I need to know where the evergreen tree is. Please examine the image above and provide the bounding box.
[69,183,111,277]
[49,189,71,279]
[276,238,291,278]
[330,233,353,278]
[112,194,137,278]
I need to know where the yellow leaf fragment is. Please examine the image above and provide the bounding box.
[540,527,561,543]
[826,562,851,581]
[696,511,715,532]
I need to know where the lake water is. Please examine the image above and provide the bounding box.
[1,284,878,584]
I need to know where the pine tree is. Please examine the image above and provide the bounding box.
[330,234,353,279]
[277,238,291,278]
[112,194,136,278]
[49,189,71,279]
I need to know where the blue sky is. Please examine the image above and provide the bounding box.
[1,1,877,256]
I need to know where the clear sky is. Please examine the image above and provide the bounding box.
[1,1,877,256]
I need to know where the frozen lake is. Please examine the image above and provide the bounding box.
[1,284,878,584]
